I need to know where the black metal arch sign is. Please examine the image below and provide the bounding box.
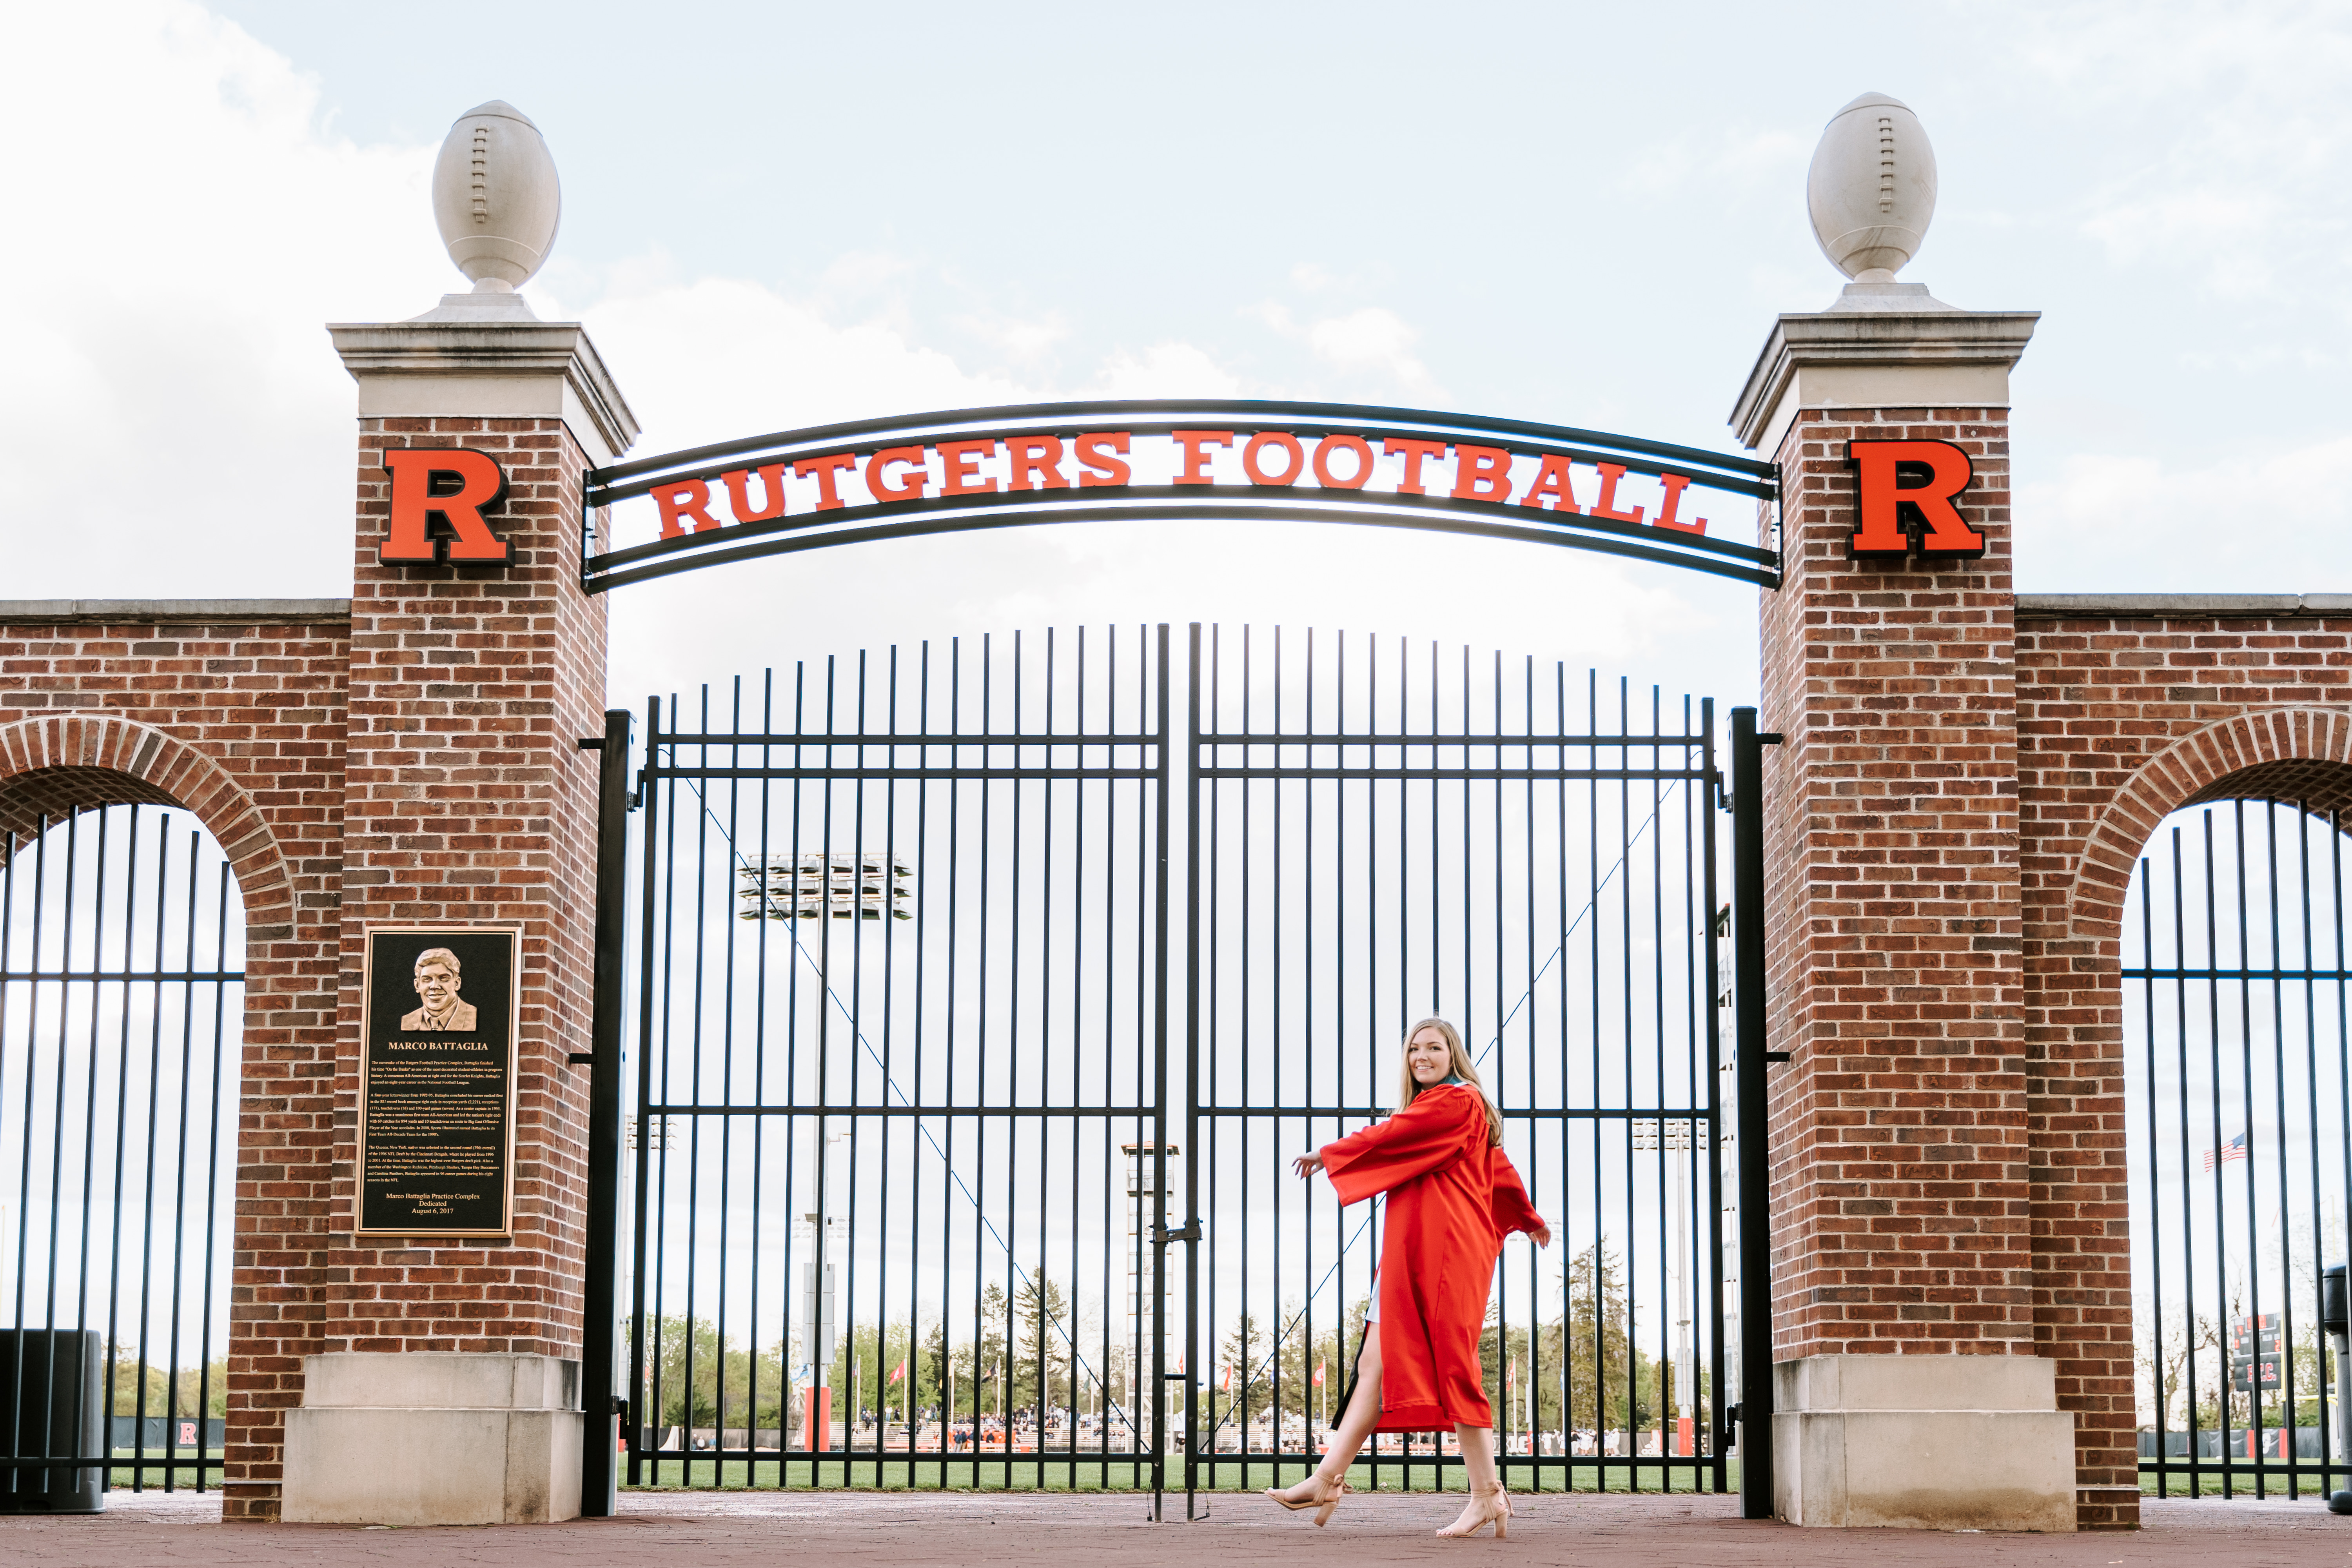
[579,399,1781,593]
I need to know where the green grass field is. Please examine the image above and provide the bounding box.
[102,1449,224,1490]
[624,1456,1731,1494]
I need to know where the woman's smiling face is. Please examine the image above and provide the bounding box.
[1406,1025,1453,1087]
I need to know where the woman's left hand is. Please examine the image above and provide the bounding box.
[1528,1224,1552,1249]
[1292,1151,1324,1179]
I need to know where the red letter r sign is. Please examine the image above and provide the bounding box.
[1845,440,1984,559]
[382,448,511,564]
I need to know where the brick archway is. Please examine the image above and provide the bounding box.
[0,714,293,927]
[0,709,321,1515]
[2023,701,2352,1519]
[2060,708,2352,947]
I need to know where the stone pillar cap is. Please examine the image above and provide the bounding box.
[1729,307,2039,453]
[328,318,640,463]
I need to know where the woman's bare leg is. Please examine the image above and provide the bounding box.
[1439,1421,1506,1535]
[1455,1421,1497,1495]
[1276,1324,1381,1502]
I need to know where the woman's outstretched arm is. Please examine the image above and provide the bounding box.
[1490,1147,1552,1247]
[1313,1086,1488,1206]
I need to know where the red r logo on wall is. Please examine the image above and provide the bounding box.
[1844,440,1984,560]
[381,449,511,564]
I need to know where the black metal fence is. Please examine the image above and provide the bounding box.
[1183,628,1724,1497]
[617,624,1730,1510]
[0,806,241,1501]
[2127,800,2352,1498]
[626,626,1172,1497]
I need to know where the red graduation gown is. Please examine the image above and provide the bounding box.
[1321,1083,1544,1431]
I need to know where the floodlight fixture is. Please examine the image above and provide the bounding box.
[737,850,911,921]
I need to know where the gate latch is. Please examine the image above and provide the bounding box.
[1154,1219,1202,1244]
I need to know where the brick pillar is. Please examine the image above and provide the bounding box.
[1727,298,2100,1529]
[223,314,635,1523]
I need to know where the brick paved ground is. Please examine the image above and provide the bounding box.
[10,1489,2343,1567]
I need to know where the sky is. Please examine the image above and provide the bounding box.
[10,0,2352,710]
[9,2,2352,1398]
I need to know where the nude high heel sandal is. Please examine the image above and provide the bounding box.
[1264,1475,1349,1526]
[1435,1482,1510,1540]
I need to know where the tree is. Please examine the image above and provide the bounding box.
[971,1282,1007,1422]
[921,1318,949,1414]
[637,1314,777,1433]
[1296,1296,1371,1432]
[1015,1273,1072,1423]
[1215,1310,1270,1436]
[106,1350,227,1419]
[836,1318,924,1424]
[1478,1308,1534,1438]
[1530,1237,1650,1435]
[1264,1296,1315,1434]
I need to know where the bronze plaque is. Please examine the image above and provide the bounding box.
[356,926,521,1237]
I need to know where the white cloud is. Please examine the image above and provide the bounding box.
[1621,123,1809,194]
[581,276,1031,455]
[951,309,1073,365]
[1305,307,1432,389]
[0,1,1726,714]
[2,0,446,596]
[2008,0,2352,309]
[1091,343,1242,398]
[1252,302,1433,393]
[2016,433,2352,591]
[583,274,1716,709]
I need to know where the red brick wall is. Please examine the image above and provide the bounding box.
[0,410,606,1521]
[0,611,350,1521]
[11,403,2347,1532]
[2017,605,2352,1525]
[292,414,604,1513]
[1757,404,2029,1373]
[1759,393,2352,1532]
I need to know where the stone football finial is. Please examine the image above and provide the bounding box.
[430,100,561,295]
[1807,91,1937,283]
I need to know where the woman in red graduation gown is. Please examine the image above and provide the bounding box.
[1265,1017,1548,1539]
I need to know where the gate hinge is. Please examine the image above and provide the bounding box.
[1154,1219,1202,1244]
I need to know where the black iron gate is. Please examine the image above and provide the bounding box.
[2127,799,2352,1499]
[615,627,1174,1501]
[597,624,1748,1513]
[0,806,241,1506]
[1181,627,1728,1500]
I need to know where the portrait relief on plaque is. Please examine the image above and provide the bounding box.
[356,926,521,1238]
[399,945,479,1031]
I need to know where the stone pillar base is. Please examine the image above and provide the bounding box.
[282,1353,582,1525]
[1772,1355,2076,1532]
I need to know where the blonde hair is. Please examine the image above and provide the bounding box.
[1395,1017,1503,1147]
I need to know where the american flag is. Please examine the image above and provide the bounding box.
[2202,1133,2249,1172]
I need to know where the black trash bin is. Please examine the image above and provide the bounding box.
[0,1329,105,1513]
[2327,1265,2352,1514]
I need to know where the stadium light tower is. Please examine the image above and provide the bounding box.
[1632,1118,1709,1458]
[736,851,911,1450]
